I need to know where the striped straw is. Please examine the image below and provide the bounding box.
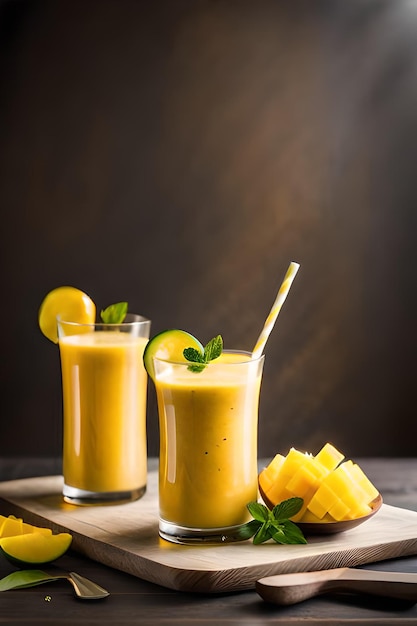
[252,261,300,359]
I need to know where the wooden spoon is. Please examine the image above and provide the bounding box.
[256,568,417,605]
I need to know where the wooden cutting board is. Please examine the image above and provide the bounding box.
[1,470,417,593]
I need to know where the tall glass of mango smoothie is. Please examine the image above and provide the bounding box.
[57,314,151,505]
[153,349,264,544]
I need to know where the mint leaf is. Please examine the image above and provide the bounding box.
[272,497,304,521]
[100,302,128,324]
[185,360,206,373]
[0,570,60,591]
[270,520,308,544]
[183,347,204,363]
[234,519,261,540]
[253,523,272,545]
[204,335,223,362]
[243,498,307,545]
[183,346,205,372]
[247,501,269,522]
[183,334,224,373]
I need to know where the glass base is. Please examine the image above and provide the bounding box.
[159,518,248,545]
[63,483,146,506]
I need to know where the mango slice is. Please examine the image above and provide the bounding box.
[0,516,24,538]
[0,515,71,565]
[0,532,72,565]
[0,515,53,538]
[259,443,380,523]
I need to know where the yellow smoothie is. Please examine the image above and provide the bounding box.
[59,331,148,494]
[155,351,264,529]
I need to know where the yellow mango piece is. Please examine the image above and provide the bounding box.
[349,463,379,502]
[265,484,294,507]
[281,448,312,476]
[307,482,339,519]
[286,464,320,498]
[285,463,321,520]
[323,464,371,518]
[258,468,274,493]
[267,453,286,478]
[328,497,351,521]
[0,516,23,538]
[300,510,334,523]
[285,453,330,520]
[314,442,344,471]
[0,532,72,565]
[271,449,309,494]
[0,515,54,538]
[258,453,285,493]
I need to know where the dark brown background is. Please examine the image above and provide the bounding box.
[1,0,416,460]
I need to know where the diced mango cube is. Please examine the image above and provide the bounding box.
[280,448,311,477]
[266,484,294,506]
[328,497,351,521]
[349,463,379,502]
[258,468,274,493]
[322,464,371,517]
[267,453,286,478]
[314,442,345,472]
[307,482,339,519]
[286,464,319,498]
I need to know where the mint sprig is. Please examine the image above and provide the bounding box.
[183,335,223,373]
[100,302,128,324]
[236,498,307,544]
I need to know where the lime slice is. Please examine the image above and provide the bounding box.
[143,329,204,381]
[38,286,96,343]
[0,532,72,566]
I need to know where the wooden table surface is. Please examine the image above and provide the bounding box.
[0,458,416,625]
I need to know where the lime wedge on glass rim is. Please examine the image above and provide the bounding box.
[38,286,96,343]
[143,329,204,381]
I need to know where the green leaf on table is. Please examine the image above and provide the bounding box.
[100,302,128,324]
[0,570,59,591]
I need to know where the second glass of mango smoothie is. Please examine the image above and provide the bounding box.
[153,349,264,544]
[58,314,151,505]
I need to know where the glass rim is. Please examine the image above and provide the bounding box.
[153,349,265,367]
[57,313,150,327]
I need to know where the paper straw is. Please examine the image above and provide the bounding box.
[252,261,300,359]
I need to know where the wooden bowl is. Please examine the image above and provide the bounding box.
[259,484,383,535]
